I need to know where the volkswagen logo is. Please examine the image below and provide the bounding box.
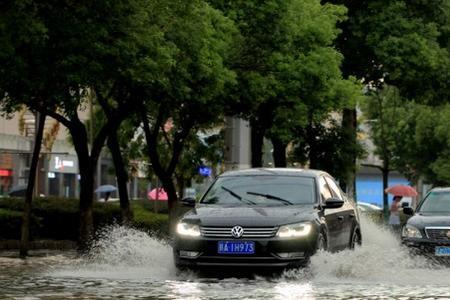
[231,226,244,238]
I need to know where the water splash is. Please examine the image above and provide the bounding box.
[307,216,449,285]
[3,218,449,299]
[49,216,450,286]
[51,226,177,280]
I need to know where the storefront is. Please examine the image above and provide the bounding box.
[0,168,13,196]
[46,154,79,198]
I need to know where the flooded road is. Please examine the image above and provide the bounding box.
[1,217,449,299]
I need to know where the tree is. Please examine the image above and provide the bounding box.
[0,0,173,248]
[85,103,133,224]
[137,0,236,231]
[362,85,404,218]
[209,0,359,168]
[0,0,50,256]
[323,0,450,196]
[363,86,450,210]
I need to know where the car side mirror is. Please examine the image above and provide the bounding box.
[181,197,196,207]
[403,207,414,215]
[323,197,344,209]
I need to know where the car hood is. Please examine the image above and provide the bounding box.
[408,213,450,228]
[181,205,317,227]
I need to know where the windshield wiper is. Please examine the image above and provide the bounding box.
[246,191,293,205]
[221,186,256,205]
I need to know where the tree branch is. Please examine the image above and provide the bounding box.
[167,121,193,175]
[30,103,72,129]
[161,124,173,148]
[140,105,166,178]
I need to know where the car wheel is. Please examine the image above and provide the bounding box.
[350,227,361,249]
[316,232,327,252]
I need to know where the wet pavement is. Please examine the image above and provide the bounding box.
[1,218,449,300]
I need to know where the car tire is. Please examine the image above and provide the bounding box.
[350,227,362,249]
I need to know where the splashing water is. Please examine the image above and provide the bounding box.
[51,216,449,285]
[2,216,450,299]
[51,226,177,280]
[306,216,449,285]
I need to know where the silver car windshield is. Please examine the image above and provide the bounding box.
[418,191,450,213]
[201,175,315,206]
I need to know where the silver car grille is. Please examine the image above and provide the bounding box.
[425,227,450,240]
[201,226,278,238]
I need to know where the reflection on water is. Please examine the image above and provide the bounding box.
[1,217,450,299]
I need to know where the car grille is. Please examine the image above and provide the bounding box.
[425,227,450,240]
[201,226,278,238]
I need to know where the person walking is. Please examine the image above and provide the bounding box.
[389,195,402,234]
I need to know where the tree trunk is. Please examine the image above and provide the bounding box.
[176,174,185,200]
[77,160,95,252]
[306,122,318,169]
[250,120,265,168]
[382,166,390,222]
[160,176,179,234]
[341,108,357,198]
[107,131,132,225]
[71,123,97,252]
[271,137,287,167]
[20,112,46,258]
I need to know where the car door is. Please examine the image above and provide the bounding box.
[318,176,342,251]
[325,176,354,250]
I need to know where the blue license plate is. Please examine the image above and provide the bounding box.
[435,246,450,256]
[217,241,255,254]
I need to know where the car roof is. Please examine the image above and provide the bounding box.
[219,168,328,178]
[429,187,450,192]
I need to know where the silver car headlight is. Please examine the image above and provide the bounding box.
[402,225,422,238]
[277,222,312,238]
[176,222,201,237]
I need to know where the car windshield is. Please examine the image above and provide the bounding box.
[201,175,315,206]
[418,191,450,213]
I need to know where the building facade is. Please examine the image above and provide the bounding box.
[0,111,118,198]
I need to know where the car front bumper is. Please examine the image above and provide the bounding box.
[402,237,450,257]
[173,234,319,269]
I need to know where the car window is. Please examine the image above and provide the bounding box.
[318,176,333,202]
[418,191,450,212]
[201,175,316,206]
[325,177,343,200]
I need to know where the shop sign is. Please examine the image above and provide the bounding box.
[0,169,12,177]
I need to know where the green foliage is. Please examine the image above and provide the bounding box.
[132,202,169,237]
[363,85,450,186]
[289,117,365,183]
[362,86,403,168]
[209,0,362,166]
[328,0,450,104]
[0,197,168,240]
[136,1,237,207]
[0,208,26,239]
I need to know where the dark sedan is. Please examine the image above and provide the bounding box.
[173,168,362,269]
[402,187,450,258]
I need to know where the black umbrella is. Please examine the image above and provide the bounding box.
[8,185,27,197]
[95,185,118,193]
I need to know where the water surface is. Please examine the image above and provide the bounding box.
[1,217,449,299]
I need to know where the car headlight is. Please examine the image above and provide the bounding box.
[277,222,312,238]
[176,222,201,237]
[402,225,422,238]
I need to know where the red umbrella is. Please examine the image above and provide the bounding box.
[385,184,418,197]
[148,188,168,201]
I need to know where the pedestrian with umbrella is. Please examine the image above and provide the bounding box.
[388,195,402,232]
[385,184,418,234]
[95,185,117,202]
